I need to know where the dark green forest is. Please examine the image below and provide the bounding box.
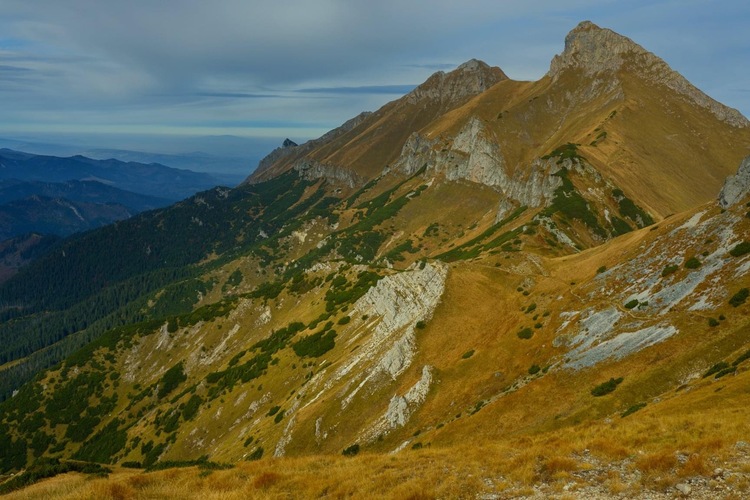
[0,171,328,401]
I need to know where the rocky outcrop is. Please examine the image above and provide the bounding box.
[293,159,365,188]
[406,59,507,107]
[247,138,299,181]
[549,21,748,128]
[245,112,372,184]
[359,365,434,443]
[393,119,508,187]
[719,156,750,207]
[504,158,564,208]
[393,119,562,216]
[338,262,448,408]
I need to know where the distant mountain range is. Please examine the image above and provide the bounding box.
[0,179,170,209]
[0,148,234,201]
[0,135,272,183]
[0,149,238,272]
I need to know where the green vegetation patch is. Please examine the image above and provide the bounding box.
[437,206,526,262]
[661,264,679,277]
[624,299,639,310]
[324,270,381,313]
[733,349,750,367]
[181,394,203,421]
[703,361,730,378]
[158,362,187,399]
[72,419,127,464]
[542,143,582,162]
[621,402,647,418]
[205,322,306,395]
[729,288,749,307]
[614,189,654,228]
[0,458,111,495]
[384,238,419,262]
[342,443,360,456]
[461,349,475,360]
[517,328,534,340]
[292,328,337,358]
[541,168,606,239]
[610,216,633,236]
[146,456,233,472]
[684,257,702,269]
[729,241,750,257]
[591,377,623,397]
[423,223,440,237]
[247,447,264,461]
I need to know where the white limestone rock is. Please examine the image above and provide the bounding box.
[719,156,750,208]
[293,158,364,188]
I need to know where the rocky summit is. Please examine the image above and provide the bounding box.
[2,21,750,499]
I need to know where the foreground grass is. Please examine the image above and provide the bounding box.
[5,369,749,499]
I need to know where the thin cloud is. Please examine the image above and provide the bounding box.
[297,85,417,95]
[403,63,457,71]
[0,65,32,73]
[194,92,282,99]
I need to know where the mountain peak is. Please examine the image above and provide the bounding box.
[406,59,507,106]
[549,21,749,127]
[455,58,490,72]
[549,20,644,77]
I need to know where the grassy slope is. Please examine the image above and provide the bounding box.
[4,367,749,499]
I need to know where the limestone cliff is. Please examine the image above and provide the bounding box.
[719,156,750,208]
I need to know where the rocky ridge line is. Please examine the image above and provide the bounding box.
[406,59,507,107]
[549,21,748,128]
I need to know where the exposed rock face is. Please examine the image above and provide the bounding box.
[354,365,434,445]
[550,21,748,127]
[293,159,365,188]
[504,158,564,208]
[719,156,750,207]
[249,138,299,180]
[380,365,433,432]
[337,262,448,408]
[393,119,562,215]
[406,59,507,107]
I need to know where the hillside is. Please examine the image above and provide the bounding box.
[0,179,171,241]
[1,21,750,498]
[0,234,60,284]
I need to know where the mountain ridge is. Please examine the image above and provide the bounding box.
[0,149,230,201]
[1,22,750,498]
[247,21,750,222]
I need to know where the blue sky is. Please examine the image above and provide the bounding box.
[0,0,748,160]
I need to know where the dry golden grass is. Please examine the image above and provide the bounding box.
[679,453,710,477]
[633,451,677,475]
[9,410,745,500]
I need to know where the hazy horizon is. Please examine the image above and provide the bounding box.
[2,1,748,164]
